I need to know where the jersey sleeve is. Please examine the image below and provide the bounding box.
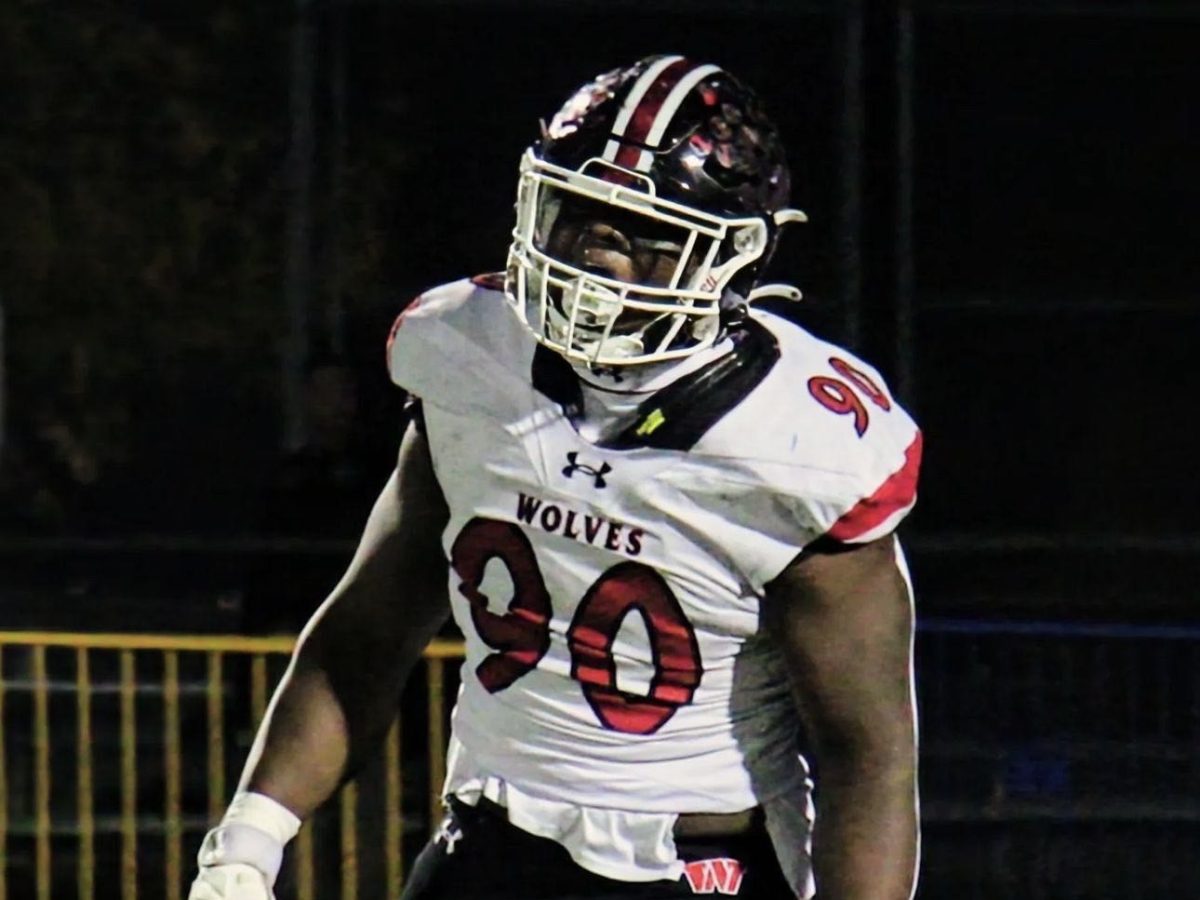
[797,411,922,546]
[708,313,923,588]
[781,353,920,549]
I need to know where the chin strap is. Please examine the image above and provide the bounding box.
[746,283,803,304]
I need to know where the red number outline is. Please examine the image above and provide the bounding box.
[807,356,892,436]
[450,519,703,734]
[830,357,891,411]
[451,518,552,693]
[568,562,702,735]
[807,375,869,436]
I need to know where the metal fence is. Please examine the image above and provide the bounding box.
[2,622,1197,900]
[0,632,463,900]
[917,619,1200,900]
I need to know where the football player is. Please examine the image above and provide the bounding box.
[189,55,922,900]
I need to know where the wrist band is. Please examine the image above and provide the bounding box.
[223,791,301,844]
[196,791,302,886]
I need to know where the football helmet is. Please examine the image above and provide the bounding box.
[506,54,806,367]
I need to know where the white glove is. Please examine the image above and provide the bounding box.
[188,792,301,900]
[188,863,273,900]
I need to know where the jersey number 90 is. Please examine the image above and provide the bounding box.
[450,517,703,736]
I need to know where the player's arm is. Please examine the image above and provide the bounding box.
[239,419,450,808]
[763,535,918,900]
[189,420,451,899]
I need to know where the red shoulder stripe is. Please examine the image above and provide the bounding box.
[826,431,923,542]
[470,272,506,291]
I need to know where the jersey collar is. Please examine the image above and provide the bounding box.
[531,319,779,452]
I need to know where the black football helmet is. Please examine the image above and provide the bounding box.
[505,54,806,366]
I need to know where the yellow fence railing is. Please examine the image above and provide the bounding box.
[0,631,465,900]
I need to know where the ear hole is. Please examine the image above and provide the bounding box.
[732,225,766,255]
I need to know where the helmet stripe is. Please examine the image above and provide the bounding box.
[608,55,685,142]
[621,58,697,146]
[602,55,714,173]
[642,64,721,150]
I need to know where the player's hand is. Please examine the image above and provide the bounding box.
[187,863,273,900]
[189,792,300,900]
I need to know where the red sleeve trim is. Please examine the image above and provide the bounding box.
[826,431,923,542]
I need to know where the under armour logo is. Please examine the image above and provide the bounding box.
[435,817,463,855]
[682,858,745,895]
[562,451,612,488]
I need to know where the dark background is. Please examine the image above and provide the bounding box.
[1,1,1198,898]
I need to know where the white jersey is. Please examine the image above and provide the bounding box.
[387,276,921,894]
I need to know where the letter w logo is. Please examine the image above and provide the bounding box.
[682,858,745,895]
[561,451,612,489]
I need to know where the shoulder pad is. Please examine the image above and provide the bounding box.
[469,271,506,291]
[385,277,532,416]
[713,310,923,546]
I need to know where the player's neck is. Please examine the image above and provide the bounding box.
[570,339,733,443]
[570,337,734,396]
